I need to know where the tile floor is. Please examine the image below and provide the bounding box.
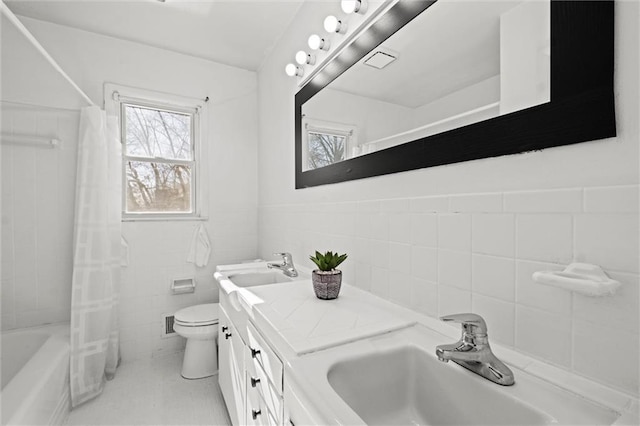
[65,352,231,425]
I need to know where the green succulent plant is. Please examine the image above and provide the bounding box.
[309,250,348,272]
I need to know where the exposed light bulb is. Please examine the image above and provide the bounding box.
[308,34,330,51]
[341,0,367,14]
[324,15,345,34]
[285,63,303,77]
[295,51,307,65]
[295,50,316,65]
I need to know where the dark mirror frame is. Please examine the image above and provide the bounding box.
[295,0,615,189]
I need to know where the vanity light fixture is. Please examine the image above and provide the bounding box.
[308,34,330,51]
[295,50,316,66]
[341,0,367,14]
[324,15,346,34]
[285,63,304,77]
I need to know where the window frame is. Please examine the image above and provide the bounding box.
[302,118,357,171]
[105,84,207,221]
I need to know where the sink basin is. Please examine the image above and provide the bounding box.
[227,270,295,287]
[328,345,549,425]
[287,325,622,425]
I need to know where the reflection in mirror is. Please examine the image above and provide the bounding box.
[301,0,550,171]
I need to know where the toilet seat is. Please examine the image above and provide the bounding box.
[174,303,219,327]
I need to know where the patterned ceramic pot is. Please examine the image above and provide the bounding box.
[312,270,342,300]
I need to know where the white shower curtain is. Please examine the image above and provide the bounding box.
[70,106,122,407]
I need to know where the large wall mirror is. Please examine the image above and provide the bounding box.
[295,0,615,188]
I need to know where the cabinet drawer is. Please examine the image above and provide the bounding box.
[247,322,283,392]
[246,377,279,426]
[246,356,283,422]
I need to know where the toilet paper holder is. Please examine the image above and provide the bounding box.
[171,277,196,294]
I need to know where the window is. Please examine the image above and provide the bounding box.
[106,84,205,219]
[302,118,357,171]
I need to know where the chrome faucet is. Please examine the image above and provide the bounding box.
[435,313,515,386]
[267,252,299,278]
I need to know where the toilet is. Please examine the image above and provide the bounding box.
[173,303,219,379]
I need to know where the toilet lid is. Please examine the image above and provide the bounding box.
[174,303,219,326]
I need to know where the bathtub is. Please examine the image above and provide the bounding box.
[1,323,70,425]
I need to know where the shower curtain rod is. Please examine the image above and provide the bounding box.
[1,2,95,108]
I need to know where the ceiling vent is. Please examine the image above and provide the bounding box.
[363,50,398,69]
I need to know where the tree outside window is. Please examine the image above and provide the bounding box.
[307,131,346,170]
[123,104,195,214]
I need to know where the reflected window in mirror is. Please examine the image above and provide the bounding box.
[303,117,357,171]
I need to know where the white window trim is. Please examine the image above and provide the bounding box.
[302,117,358,171]
[104,83,209,221]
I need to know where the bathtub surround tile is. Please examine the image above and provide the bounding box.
[583,185,640,213]
[449,193,503,213]
[516,214,573,263]
[516,305,572,368]
[515,260,571,316]
[574,214,639,273]
[472,255,515,302]
[438,214,471,251]
[472,214,515,257]
[504,189,583,213]
[438,250,471,290]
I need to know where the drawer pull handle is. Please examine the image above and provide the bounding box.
[250,376,260,388]
[225,332,232,340]
[251,347,261,358]
[221,326,228,332]
[251,409,261,420]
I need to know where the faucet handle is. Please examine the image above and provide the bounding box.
[273,252,292,262]
[440,313,488,336]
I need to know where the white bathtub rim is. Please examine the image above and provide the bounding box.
[1,323,70,425]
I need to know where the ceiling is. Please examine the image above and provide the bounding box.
[4,0,304,71]
[329,0,532,109]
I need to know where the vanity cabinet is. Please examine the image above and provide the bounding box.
[245,323,284,425]
[219,306,246,426]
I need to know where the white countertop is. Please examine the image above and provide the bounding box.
[216,263,639,424]
[240,281,416,356]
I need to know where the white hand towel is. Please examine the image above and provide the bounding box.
[187,224,211,267]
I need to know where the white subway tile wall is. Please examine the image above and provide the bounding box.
[2,106,79,331]
[1,106,259,363]
[259,185,640,396]
[117,206,257,360]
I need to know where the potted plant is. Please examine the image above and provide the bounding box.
[309,250,348,300]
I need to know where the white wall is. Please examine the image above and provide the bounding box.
[257,1,639,396]
[1,105,79,330]
[304,87,414,144]
[1,16,259,360]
